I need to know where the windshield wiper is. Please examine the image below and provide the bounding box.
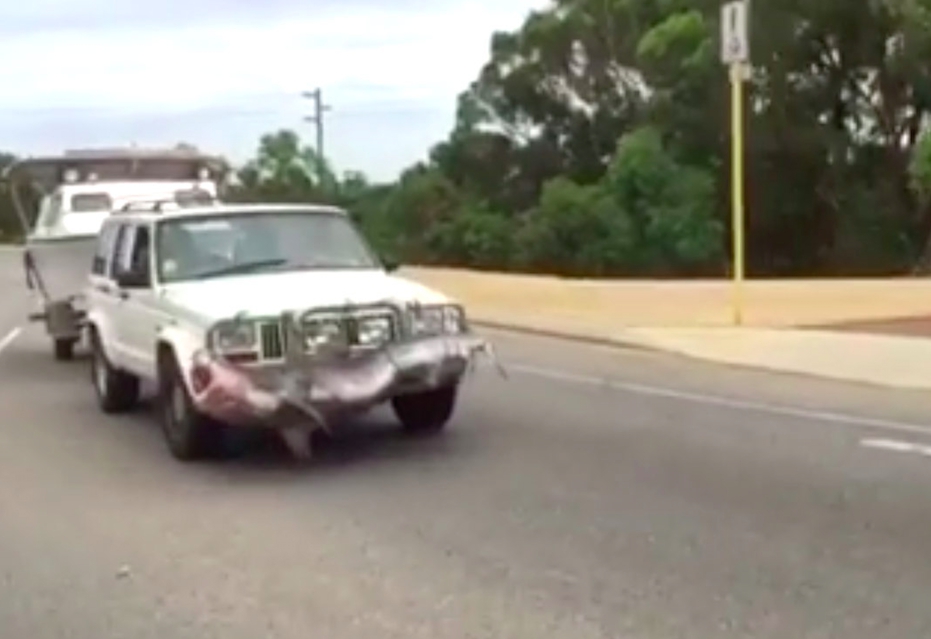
[282,261,374,271]
[189,258,288,280]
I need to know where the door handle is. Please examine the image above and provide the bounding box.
[93,283,128,299]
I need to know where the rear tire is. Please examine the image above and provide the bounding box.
[158,354,225,461]
[54,337,76,361]
[90,330,140,413]
[391,385,458,435]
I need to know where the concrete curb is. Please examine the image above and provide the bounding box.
[473,318,931,391]
[644,343,931,392]
[469,320,855,387]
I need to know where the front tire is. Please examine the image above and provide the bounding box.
[90,331,140,413]
[158,355,224,461]
[391,385,458,435]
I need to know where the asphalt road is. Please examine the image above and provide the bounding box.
[2,248,931,638]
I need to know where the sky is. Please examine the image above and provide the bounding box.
[0,0,542,182]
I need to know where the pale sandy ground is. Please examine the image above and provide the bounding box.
[402,267,931,390]
[402,266,931,328]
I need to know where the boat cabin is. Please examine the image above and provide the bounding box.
[31,178,218,239]
[5,147,229,240]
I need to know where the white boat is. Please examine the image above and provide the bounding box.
[4,147,229,360]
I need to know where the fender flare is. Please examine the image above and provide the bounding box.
[154,324,204,397]
[85,309,116,357]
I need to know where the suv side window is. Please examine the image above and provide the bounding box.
[110,223,133,280]
[91,223,119,275]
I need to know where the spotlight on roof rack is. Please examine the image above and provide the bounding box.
[198,166,210,181]
[63,168,79,183]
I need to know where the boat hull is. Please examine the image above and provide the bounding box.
[24,235,97,340]
[25,235,96,301]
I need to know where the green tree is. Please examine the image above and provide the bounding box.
[0,152,22,242]
[370,166,463,263]
[413,0,931,275]
[516,176,634,275]
[602,126,723,274]
[231,129,337,203]
[429,204,516,270]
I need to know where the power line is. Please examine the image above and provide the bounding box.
[2,99,448,119]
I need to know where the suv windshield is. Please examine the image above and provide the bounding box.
[155,209,381,283]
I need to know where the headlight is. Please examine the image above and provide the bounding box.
[411,305,465,335]
[208,320,256,352]
[303,316,347,353]
[355,315,393,347]
[302,311,396,352]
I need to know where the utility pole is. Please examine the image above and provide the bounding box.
[302,88,331,178]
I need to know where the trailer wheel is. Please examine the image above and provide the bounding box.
[54,337,76,361]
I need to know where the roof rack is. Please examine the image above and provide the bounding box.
[117,199,177,213]
[116,196,220,213]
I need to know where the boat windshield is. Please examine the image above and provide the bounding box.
[70,192,113,212]
[174,188,214,207]
[155,209,381,283]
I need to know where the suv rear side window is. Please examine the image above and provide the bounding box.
[110,224,132,279]
[129,226,151,277]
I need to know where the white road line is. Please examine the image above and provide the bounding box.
[510,363,931,438]
[0,327,22,355]
[861,438,931,457]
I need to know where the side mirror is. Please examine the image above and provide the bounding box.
[116,269,149,288]
[382,257,400,273]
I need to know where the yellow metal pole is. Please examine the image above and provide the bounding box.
[730,63,745,326]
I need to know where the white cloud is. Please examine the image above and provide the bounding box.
[0,2,531,109]
[0,0,544,179]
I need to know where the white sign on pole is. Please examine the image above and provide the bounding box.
[720,0,749,64]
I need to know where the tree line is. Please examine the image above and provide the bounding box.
[7,0,931,278]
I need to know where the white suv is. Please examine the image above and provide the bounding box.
[84,202,493,461]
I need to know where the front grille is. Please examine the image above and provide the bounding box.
[258,321,284,360]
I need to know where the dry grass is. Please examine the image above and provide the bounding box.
[401,266,931,328]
